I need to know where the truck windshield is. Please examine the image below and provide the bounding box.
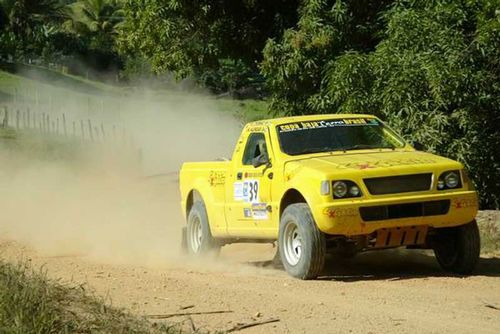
[276,118,405,156]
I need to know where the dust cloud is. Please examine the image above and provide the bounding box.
[0,77,242,267]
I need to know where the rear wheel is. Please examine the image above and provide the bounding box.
[279,203,326,279]
[186,201,220,256]
[433,220,480,274]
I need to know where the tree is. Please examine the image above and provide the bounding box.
[117,0,298,91]
[261,0,392,115]
[263,0,499,208]
[66,0,123,49]
[0,0,69,58]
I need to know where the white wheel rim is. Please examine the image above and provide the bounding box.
[283,222,302,266]
[189,216,202,253]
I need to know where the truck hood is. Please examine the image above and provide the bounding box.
[283,150,462,180]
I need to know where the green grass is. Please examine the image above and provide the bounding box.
[216,98,272,123]
[0,127,16,140]
[0,260,182,334]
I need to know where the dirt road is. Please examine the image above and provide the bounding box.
[1,237,499,333]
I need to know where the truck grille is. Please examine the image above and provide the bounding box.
[364,173,432,195]
[359,200,450,222]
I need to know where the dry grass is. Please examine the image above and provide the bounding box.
[0,260,184,333]
[477,210,500,254]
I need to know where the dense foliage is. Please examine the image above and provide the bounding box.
[262,0,499,208]
[117,0,298,93]
[0,0,123,77]
[0,0,498,207]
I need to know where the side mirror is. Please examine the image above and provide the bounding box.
[412,141,425,151]
[252,154,270,168]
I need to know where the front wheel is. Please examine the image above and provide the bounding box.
[278,203,326,279]
[433,220,480,274]
[186,201,220,256]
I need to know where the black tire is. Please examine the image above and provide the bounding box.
[186,201,220,256]
[433,220,480,274]
[278,203,326,279]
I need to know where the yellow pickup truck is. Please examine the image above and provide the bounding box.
[179,114,479,279]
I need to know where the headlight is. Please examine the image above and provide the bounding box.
[445,172,459,188]
[437,170,462,190]
[349,185,361,197]
[332,180,362,199]
[333,181,348,198]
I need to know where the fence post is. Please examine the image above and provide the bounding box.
[100,123,106,141]
[16,109,20,129]
[27,108,31,129]
[41,112,45,133]
[88,119,94,141]
[80,120,85,140]
[46,114,51,134]
[94,126,100,141]
[62,113,67,136]
[3,107,9,128]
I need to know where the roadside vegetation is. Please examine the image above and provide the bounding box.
[0,259,181,333]
[477,211,500,254]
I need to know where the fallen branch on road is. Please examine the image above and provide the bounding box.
[482,302,500,311]
[147,310,233,319]
[227,318,280,332]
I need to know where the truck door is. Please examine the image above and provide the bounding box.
[225,130,274,237]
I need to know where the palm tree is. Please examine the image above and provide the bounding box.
[67,0,123,37]
[1,0,68,35]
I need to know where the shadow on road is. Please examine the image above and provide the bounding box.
[248,249,500,281]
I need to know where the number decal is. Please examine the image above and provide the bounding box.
[243,180,259,203]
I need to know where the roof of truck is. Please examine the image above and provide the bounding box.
[246,114,376,127]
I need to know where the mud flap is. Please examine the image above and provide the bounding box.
[272,242,283,268]
[181,227,187,254]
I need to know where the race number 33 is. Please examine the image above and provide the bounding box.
[243,180,259,203]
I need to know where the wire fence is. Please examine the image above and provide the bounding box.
[0,104,137,148]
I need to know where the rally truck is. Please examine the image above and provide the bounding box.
[179,114,479,279]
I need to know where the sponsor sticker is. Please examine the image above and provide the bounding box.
[278,118,379,133]
[243,208,252,218]
[251,203,268,220]
[452,198,477,209]
[323,207,358,218]
[234,182,243,201]
[208,171,226,186]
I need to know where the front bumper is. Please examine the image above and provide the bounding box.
[314,190,478,236]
